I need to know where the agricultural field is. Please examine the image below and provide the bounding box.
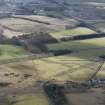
[0,52,103,84]
[12,93,50,105]
[0,44,31,61]
[0,86,50,105]
[46,37,105,59]
[28,37,105,82]
[0,16,77,38]
[33,55,103,82]
[13,15,77,26]
[65,87,105,105]
[50,27,96,39]
[0,1,105,105]
[0,18,46,33]
[0,60,44,91]
[0,60,50,105]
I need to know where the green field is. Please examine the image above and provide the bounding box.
[0,44,31,60]
[30,37,105,82]
[46,37,105,59]
[33,55,103,82]
[12,93,49,105]
[1,90,50,105]
[0,16,75,37]
[50,27,96,39]
[0,15,105,105]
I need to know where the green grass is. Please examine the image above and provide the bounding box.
[0,44,31,60]
[13,93,49,105]
[33,55,101,82]
[46,37,105,59]
[34,37,105,82]
[0,17,73,35]
[50,27,96,39]
[2,90,50,105]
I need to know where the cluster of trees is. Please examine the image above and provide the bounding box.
[11,32,58,53]
[43,83,68,105]
[50,50,71,56]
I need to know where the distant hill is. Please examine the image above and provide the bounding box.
[0,0,105,20]
[3,0,105,4]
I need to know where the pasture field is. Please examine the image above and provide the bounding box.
[1,37,103,83]
[29,37,105,82]
[0,44,31,61]
[0,88,50,105]
[13,15,76,26]
[50,27,96,39]
[0,16,77,38]
[0,61,50,105]
[65,87,105,105]
[33,55,104,82]
[0,60,42,87]
[0,15,105,105]
[46,37,105,59]
[0,18,45,33]
[0,55,103,83]
[12,93,49,105]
